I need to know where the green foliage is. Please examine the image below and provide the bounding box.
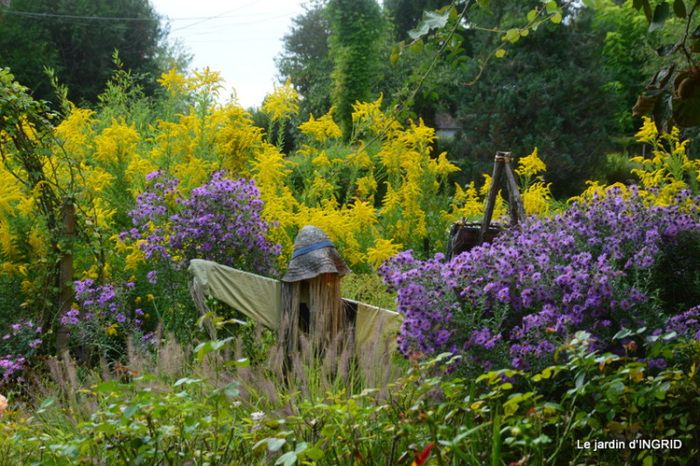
[0,0,180,105]
[2,335,699,465]
[341,272,397,310]
[451,4,616,195]
[276,1,334,120]
[328,0,386,139]
[627,0,700,130]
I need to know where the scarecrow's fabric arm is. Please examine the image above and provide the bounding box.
[188,259,282,330]
[188,259,402,355]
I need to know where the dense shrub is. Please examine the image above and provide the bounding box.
[380,188,700,371]
[2,334,698,465]
[125,170,280,277]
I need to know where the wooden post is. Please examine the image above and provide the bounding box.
[55,198,75,354]
[479,152,505,243]
[502,155,526,225]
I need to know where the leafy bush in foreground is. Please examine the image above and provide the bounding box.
[1,334,698,465]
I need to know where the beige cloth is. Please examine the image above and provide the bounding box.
[188,259,282,330]
[346,299,401,355]
[188,259,402,354]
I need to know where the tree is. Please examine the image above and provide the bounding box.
[451,2,616,196]
[276,1,333,120]
[0,0,175,104]
[327,0,386,139]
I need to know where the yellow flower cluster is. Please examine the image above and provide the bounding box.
[629,117,699,207]
[298,108,342,144]
[516,148,553,216]
[4,64,696,307]
[574,117,699,210]
[262,80,299,122]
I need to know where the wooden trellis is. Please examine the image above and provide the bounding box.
[447,151,526,259]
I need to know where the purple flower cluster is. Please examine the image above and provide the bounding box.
[59,279,142,343]
[124,171,280,276]
[0,320,43,384]
[380,252,459,356]
[380,188,700,371]
[665,305,700,341]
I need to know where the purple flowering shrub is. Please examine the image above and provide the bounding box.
[380,188,700,371]
[124,171,280,277]
[0,320,43,385]
[59,279,150,350]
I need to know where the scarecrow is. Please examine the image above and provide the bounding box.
[188,225,400,359]
[280,225,353,355]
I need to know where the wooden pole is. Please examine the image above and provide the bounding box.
[502,155,526,225]
[55,198,75,354]
[479,152,505,244]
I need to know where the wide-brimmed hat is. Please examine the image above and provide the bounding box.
[282,225,350,282]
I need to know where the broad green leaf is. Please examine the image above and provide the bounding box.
[642,0,653,21]
[267,438,287,452]
[673,0,687,18]
[495,48,507,58]
[649,2,670,32]
[503,28,521,43]
[305,447,324,460]
[551,12,563,24]
[408,10,450,41]
[275,451,297,466]
[123,404,139,419]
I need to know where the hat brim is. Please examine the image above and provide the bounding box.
[282,246,351,282]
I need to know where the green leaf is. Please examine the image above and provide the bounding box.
[673,0,687,18]
[642,0,653,22]
[408,10,450,41]
[123,404,139,419]
[194,337,233,362]
[36,397,56,414]
[613,328,632,340]
[503,28,521,43]
[551,12,563,24]
[223,382,240,398]
[275,451,297,466]
[605,381,625,401]
[495,48,507,58]
[266,438,287,452]
[390,45,400,65]
[174,377,202,387]
[649,2,670,32]
[304,447,324,460]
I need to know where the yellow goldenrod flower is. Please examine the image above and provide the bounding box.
[262,80,299,122]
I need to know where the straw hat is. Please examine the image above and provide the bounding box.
[282,225,350,282]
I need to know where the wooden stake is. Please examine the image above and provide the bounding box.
[55,198,75,354]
